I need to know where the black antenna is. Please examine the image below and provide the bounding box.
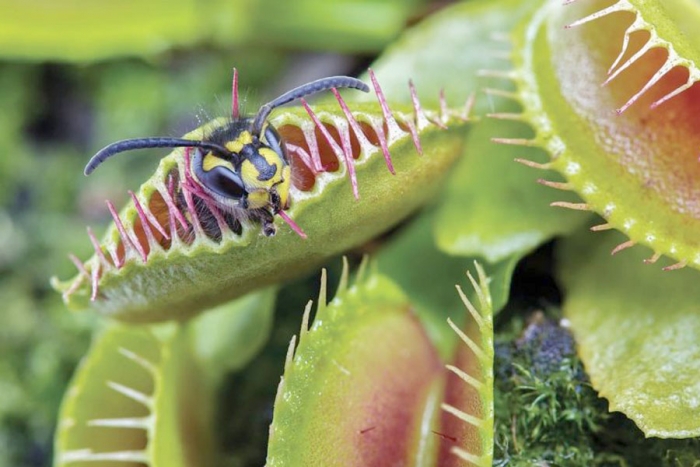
[84,137,232,175]
[251,76,369,136]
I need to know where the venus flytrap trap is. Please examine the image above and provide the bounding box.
[440,264,494,466]
[54,324,214,466]
[566,0,700,114]
[495,0,700,270]
[51,70,472,323]
[267,260,493,466]
[54,288,276,466]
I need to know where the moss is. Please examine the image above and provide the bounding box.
[494,311,700,466]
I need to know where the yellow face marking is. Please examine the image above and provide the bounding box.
[225,131,253,153]
[278,165,292,209]
[240,159,265,189]
[202,153,233,172]
[246,189,269,209]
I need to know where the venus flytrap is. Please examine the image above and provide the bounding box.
[51,71,472,323]
[54,289,276,466]
[497,0,700,269]
[54,324,214,467]
[363,0,590,307]
[267,260,493,466]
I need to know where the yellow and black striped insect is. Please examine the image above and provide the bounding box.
[85,73,369,236]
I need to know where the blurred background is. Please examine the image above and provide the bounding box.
[0,1,435,465]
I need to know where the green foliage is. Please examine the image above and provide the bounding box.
[0,282,93,467]
[3,0,700,465]
[0,0,421,61]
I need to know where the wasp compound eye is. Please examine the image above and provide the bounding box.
[200,165,247,201]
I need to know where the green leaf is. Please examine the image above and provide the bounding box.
[0,0,422,61]
[53,86,471,322]
[245,0,422,53]
[0,0,204,61]
[358,0,530,110]
[188,287,276,380]
[377,211,514,358]
[558,229,700,438]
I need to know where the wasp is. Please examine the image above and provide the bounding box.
[85,73,369,237]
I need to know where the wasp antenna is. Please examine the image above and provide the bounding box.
[251,76,369,136]
[84,137,231,175]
